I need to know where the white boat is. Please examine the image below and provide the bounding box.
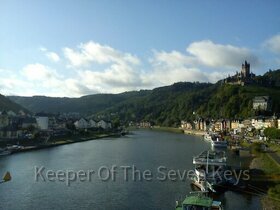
[191,151,227,192]
[193,151,227,166]
[211,136,227,148]
[0,148,11,156]
[204,133,213,142]
[6,145,23,151]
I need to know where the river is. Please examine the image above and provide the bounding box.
[0,129,261,210]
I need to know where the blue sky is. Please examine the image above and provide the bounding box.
[0,0,279,97]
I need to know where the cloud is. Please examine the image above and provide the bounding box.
[46,52,60,62]
[1,39,262,97]
[63,41,140,67]
[22,63,58,81]
[147,40,260,86]
[20,63,91,97]
[39,47,60,62]
[63,41,147,93]
[39,47,47,52]
[149,51,230,85]
[264,34,280,54]
[187,40,259,68]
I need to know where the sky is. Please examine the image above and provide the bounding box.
[0,0,280,97]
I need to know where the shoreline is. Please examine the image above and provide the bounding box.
[7,133,122,155]
[182,129,205,136]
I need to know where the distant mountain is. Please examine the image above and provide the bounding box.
[9,69,280,126]
[0,94,28,113]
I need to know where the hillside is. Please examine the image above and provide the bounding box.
[9,69,280,126]
[0,94,28,113]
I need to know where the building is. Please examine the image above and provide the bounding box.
[223,61,255,86]
[97,120,112,129]
[0,124,22,139]
[74,118,89,129]
[88,119,97,128]
[139,121,151,128]
[35,115,49,130]
[21,117,37,129]
[253,96,272,111]
[180,121,193,130]
[0,111,10,128]
[251,117,277,129]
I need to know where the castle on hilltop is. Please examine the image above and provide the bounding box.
[223,60,255,86]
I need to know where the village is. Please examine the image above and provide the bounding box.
[0,110,117,152]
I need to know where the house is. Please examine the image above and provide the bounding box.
[0,124,22,139]
[252,118,264,130]
[252,117,277,129]
[242,119,252,128]
[139,121,151,128]
[0,111,10,128]
[88,119,97,128]
[180,121,193,130]
[48,116,57,129]
[97,120,112,129]
[253,96,271,111]
[35,114,49,130]
[7,110,16,117]
[213,120,227,132]
[18,110,26,116]
[74,118,89,129]
[230,120,240,130]
[264,118,277,128]
[21,117,37,129]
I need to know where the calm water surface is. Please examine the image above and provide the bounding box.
[0,129,261,210]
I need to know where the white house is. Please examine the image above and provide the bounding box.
[97,120,112,129]
[253,96,271,111]
[36,116,49,130]
[74,118,89,129]
[7,110,16,117]
[89,119,97,128]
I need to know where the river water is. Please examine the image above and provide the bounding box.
[0,129,261,210]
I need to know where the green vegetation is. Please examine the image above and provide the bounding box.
[0,94,28,112]
[259,153,280,174]
[264,127,280,140]
[9,69,280,127]
[268,184,280,200]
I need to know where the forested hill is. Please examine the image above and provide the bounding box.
[0,94,28,113]
[8,69,280,126]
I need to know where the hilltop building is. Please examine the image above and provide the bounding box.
[224,61,255,86]
[253,96,272,111]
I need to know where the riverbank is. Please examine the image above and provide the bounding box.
[150,126,184,133]
[4,132,122,155]
[248,142,280,209]
[128,126,205,136]
[182,129,205,136]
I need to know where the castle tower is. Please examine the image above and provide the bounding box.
[241,60,250,78]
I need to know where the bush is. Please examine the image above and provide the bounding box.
[264,127,280,140]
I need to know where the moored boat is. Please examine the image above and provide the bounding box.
[0,148,11,156]
[211,136,227,148]
[191,151,227,192]
[204,133,213,142]
[175,192,223,210]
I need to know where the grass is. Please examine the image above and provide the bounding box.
[268,142,280,156]
[259,153,280,175]
[249,142,280,208]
